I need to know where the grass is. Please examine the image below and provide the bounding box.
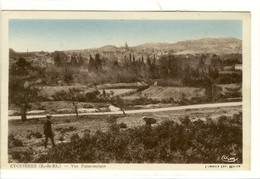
[8,106,241,138]
[8,115,110,139]
[30,101,108,111]
[39,86,86,98]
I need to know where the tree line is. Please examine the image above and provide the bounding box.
[9,52,242,121]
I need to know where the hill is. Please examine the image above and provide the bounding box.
[10,37,242,57]
[133,37,242,55]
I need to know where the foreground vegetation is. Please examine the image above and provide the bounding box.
[32,112,242,164]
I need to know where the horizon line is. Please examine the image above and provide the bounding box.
[10,36,242,53]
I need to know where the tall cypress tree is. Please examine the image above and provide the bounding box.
[95,53,102,71]
[78,53,84,66]
[88,55,95,72]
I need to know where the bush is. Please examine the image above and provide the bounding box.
[181,116,191,126]
[11,151,22,160]
[59,126,77,134]
[143,117,156,126]
[58,135,64,142]
[9,147,33,163]
[70,133,80,142]
[8,134,23,147]
[27,131,43,139]
[106,115,118,124]
[65,119,71,123]
[108,123,120,133]
[118,122,127,129]
[35,112,242,164]
[33,132,43,138]
[127,97,159,106]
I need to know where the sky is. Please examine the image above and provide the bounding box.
[9,20,242,52]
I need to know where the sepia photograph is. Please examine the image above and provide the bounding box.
[1,11,250,169]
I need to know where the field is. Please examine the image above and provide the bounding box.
[214,83,242,95]
[123,86,206,100]
[8,105,242,163]
[9,83,241,117]
[39,85,136,99]
[39,86,86,98]
[9,101,110,116]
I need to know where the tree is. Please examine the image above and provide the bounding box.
[95,53,102,71]
[54,54,61,66]
[158,55,177,78]
[78,53,84,66]
[88,55,96,72]
[103,91,126,115]
[203,76,213,99]
[70,55,77,66]
[63,68,74,84]
[111,96,126,115]
[51,51,68,66]
[53,88,84,118]
[9,80,39,121]
[9,58,40,121]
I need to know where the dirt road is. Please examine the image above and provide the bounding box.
[8,102,242,120]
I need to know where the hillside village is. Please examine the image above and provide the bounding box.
[9,37,242,118]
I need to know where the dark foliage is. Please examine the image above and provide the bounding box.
[56,126,77,134]
[118,122,128,129]
[8,134,24,147]
[26,131,43,139]
[9,58,42,121]
[36,113,242,164]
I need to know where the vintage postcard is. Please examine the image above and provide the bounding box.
[1,11,250,170]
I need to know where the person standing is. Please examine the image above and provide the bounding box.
[43,114,55,148]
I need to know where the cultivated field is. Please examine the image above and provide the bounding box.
[39,85,136,99]
[214,83,242,95]
[123,86,206,100]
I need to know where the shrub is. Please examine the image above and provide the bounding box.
[8,134,16,141]
[11,151,22,160]
[55,127,63,131]
[118,122,127,129]
[128,97,159,105]
[34,112,243,164]
[60,126,77,134]
[108,123,120,133]
[9,147,33,163]
[143,117,156,126]
[26,131,43,139]
[106,115,118,124]
[8,134,23,147]
[33,132,43,138]
[70,133,80,142]
[218,115,228,124]
[37,104,46,110]
[58,135,64,142]
[181,116,191,126]
[65,119,71,123]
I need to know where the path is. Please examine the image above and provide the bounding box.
[8,102,242,120]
